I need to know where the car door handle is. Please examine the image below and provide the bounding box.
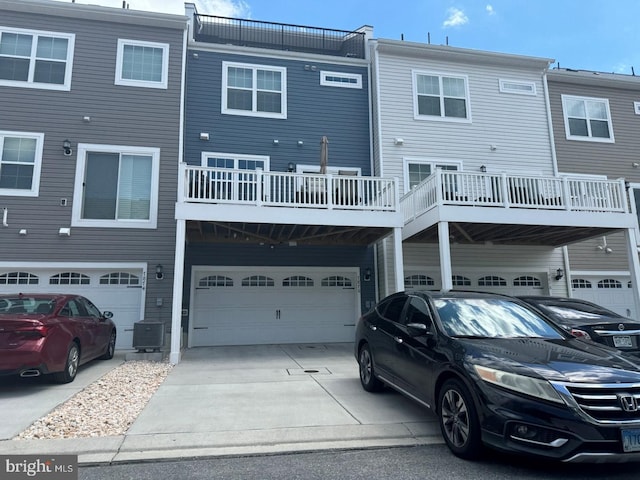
[394,336,403,344]
[368,324,377,331]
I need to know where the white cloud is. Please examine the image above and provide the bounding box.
[51,0,250,17]
[486,4,495,15]
[443,8,469,28]
[196,0,251,17]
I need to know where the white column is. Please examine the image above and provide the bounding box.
[439,222,453,292]
[170,219,186,365]
[624,228,640,318]
[392,227,404,292]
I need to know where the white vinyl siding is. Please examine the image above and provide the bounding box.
[115,39,169,89]
[0,27,74,90]
[222,61,287,119]
[72,144,160,229]
[561,94,614,143]
[0,130,44,197]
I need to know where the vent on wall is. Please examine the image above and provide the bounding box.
[132,322,164,352]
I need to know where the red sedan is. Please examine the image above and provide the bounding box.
[0,293,116,383]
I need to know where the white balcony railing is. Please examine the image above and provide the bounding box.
[402,170,629,223]
[181,164,398,211]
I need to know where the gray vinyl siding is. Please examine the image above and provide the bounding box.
[547,75,640,275]
[374,51,554,193]
[185,50,371,173]
[0,7,185,325]
[185,244,376,314]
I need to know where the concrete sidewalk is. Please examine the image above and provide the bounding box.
[0,344,442,464]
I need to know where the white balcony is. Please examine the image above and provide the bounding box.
[401,170,636,246]
[175,164,403,245]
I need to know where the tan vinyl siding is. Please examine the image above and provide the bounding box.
[567,233,631,271]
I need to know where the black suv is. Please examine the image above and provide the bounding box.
[355,290,640,462]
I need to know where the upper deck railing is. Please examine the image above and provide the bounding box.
[193,15,366,59]
[180,164,397,212]
[402,170,629,223]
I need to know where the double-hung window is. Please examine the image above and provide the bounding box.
[115,39,169,89]
[0,131,44,197]
[561,95,614,142]
[405,159,460,192]
[72,144,159,229]
[222,61,287,119]
[0,27,74,90]
[413,71,470,121]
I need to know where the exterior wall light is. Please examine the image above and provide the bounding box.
[555,268,564,281]
[156,264,164,280]
[63,139,72,156]
[364,267,372,282]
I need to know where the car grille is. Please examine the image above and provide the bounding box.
[564,385,640,422]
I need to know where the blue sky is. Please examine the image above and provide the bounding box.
[54,0,640,73]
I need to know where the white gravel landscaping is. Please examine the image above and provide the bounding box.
[14,361,173,440]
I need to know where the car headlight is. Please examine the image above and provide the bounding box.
[474,365,565,404]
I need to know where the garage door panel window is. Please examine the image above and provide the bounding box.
[242,275,274,287]
[0,271,38,284]
[99,272,140,285]
[514,276,542,287]
[199,275,233,287]
[598,279,622,289]
[322,276,353,287]
[283,276,314,287]
[49,272,90,285]
[73,145,159,229]
[478,276,507,287]
[572,278,592,289]
[452,275,471,287]
[405,274,435,289]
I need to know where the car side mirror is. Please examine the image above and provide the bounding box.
[406,322,432,337]
[103,311,113,319]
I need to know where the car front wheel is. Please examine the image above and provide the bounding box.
[358,343,384,392]
[100,330,116,360]
[438,379,482,459]
[52,342,80,384]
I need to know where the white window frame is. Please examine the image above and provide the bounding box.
[320,71,362,89]
[201,152,271,171]
[0,130,44,197]
[0,27,75,91]
[634,102,640,115]
[412,70,471,123]
[498,79,536,96]
[115,39,169,89]
[403,157,462,193]
[71,144,160,229]
[295,164,361,175]
[222,61,287,119]
[561,94,614,143]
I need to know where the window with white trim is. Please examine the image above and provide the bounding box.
[0,272,38,284]
[513,276,542,287]
[404,158,460,192]
[242,275,274,287]
[198,275,233,287]
[222,62,286,119]
[320,71,362,89]
[72,144,159,229]
[561,95,614,142]
[452,275,471,287]
[598,279,622,289]
[322,276,352,287]
[413,71,470,121]
[115,39,168,89]
[478,276,507,287]
[404,275,435,288]
[0,131,44,197]
[100,272,140,285]
[572,278,592,289]
[499,79,536,95]
[50,272,90,285]
[283,276,314,287]
[0,27,74,90]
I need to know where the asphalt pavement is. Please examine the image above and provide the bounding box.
[0,343,441,464]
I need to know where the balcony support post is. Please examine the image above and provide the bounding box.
[438,221,453,292]
[392,227,404,293]
[625,228,640,319]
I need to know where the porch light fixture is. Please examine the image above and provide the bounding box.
[62,139,72,156]
[155,264,164,280]
[393,138,404,145]
[58,227,71,236]
[364,268,372,282]
[297,140,304,146]
[273,139,279,145]
[555,268,564,281]
[480,165,487,173]
[287,162,295,172]
[199,132,209,141]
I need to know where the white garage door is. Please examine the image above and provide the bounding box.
[404,272,547,296]
[190,267,360,346]
[0,266,144,349]
[571,276,636,319]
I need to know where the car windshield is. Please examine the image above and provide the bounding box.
[434,297,564,339]
[0,297,55,315]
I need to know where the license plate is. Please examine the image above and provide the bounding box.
[613,335,633,348]
[622,429,640,452]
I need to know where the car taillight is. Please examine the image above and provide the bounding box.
[17,325,51,338]
[570,328,592,341]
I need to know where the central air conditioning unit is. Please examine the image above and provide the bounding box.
[132,321,165,352]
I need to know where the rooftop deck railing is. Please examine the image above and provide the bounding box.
[193,15,366,59]
[181,164,397,212]
[402,170,629,223]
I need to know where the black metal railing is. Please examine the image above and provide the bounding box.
[193,15,366,59]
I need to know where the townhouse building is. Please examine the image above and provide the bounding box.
[369,39,640,311]
[169,5,403,361]
[547,68,640,317]
[0,0,187,349]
